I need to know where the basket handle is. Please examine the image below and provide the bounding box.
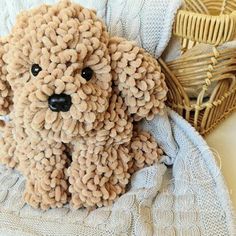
[173,10,236,45]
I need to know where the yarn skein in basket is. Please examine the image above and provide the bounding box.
[159,0,236,135]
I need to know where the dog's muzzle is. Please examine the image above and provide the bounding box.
[48,93,72,112]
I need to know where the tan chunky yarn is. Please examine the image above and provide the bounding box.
[0,0,167,210]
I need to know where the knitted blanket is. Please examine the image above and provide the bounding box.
[0,0,235,235]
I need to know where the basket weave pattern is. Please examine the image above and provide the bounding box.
[161,0,236,135]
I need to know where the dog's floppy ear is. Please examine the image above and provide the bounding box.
[0,37,12,116]
[109,37,168,121]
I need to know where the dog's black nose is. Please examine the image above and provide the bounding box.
[48,94,72,112]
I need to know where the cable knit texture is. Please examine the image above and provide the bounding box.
[106,0,182,58]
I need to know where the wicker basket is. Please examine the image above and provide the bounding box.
[160,0,236,135]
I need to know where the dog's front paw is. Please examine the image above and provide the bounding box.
[24,179,69,210]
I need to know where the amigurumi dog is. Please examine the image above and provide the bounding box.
[0,0,167,210]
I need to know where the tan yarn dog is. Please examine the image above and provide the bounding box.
[0,0,167,210]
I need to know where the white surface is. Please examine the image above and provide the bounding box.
[206,112,236,210]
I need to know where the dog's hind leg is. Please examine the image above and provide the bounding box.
[0,121,18,168]
[129,130,163,174]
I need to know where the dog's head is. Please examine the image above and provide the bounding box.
[0,0,167,143]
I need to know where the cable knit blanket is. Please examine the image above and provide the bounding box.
[0,0,235,235]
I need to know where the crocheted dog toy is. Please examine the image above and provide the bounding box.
[0,0,167,210]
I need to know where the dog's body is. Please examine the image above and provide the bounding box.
[0,1,167,210]
[1,93,162,209]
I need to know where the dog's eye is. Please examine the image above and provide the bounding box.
[81,67,94,81]
[31,64,42,76]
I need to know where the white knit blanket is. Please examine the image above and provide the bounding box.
[0,0,235,235]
